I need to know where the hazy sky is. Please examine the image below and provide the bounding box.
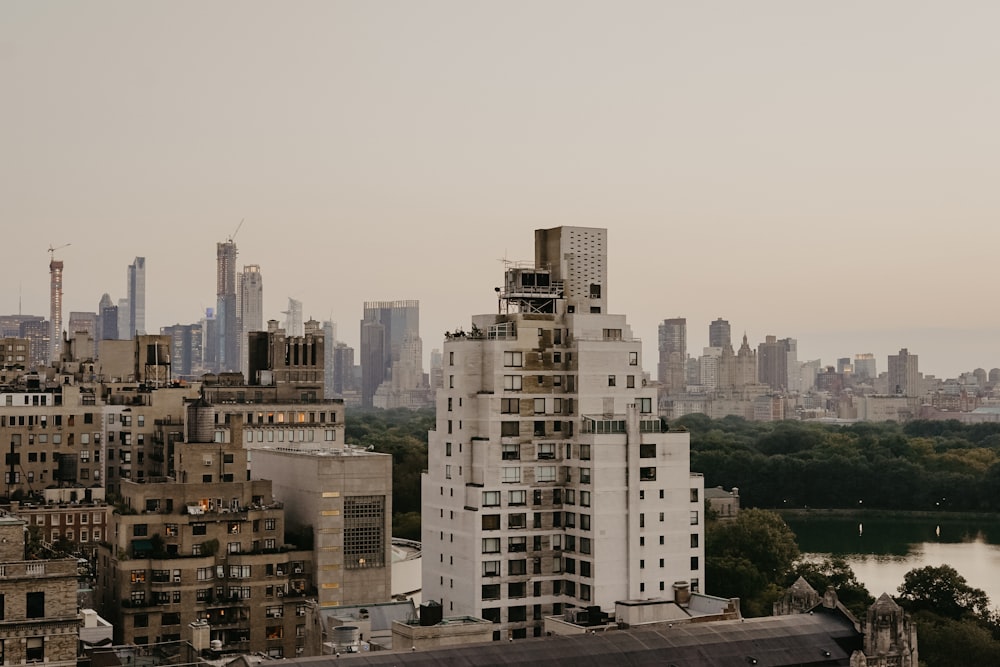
[3,2,1000,379]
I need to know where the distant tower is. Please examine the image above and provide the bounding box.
[238,265,264,376]
[322,320,337,398]
[48,255,64,362]
[360,300,420,408]
[284,298,303,337]
[657,318,687,394]
[117,298,130,340]
[216,239,239,371]
[127,256,146,337]
[853,353,876,381]
[97,293,117,344]
[887,348,920,396]
[709,318,731,349]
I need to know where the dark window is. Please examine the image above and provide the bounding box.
[26,637,44,662]
[639,444,656,458]
[482,607,501,623]
[482,515,500,531]
[691,534,699,548]
[508,605,527,622]
[133,614,149,628]
[639,467,656,481]
[133,524,148,537]
[26,591,45,618]
[482,584,501,600]
[508,582,526,598]
[691,556,699,570]
[500,422,519,437]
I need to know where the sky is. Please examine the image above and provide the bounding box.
[3,1,1000,379]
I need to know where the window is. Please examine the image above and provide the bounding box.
[627,375,636,388]
[580,467,591,484]
[537,443,556,460]
[503,375,523,391]
[482,584,501,600]
[508,536,527,552]
[502,467,521,483]
[482,607,501,623]
[629,351,638,366]
[508,559,527,576]
[690,488,699,503]
[133,524,148,537]
[580,490,591,507]
[502,443,520,460]
[503,351,523,367]
[690,511,699,525]
[483,491,500,507]
[691,556,699,570]
[639,444,656,458]
[639,467,656,481]
[533,398,546,415]
[579,445,591,461]
[482,538,500,554]
[265,518,276,530]
[482,560,501,577]
[508,582,526,598]
[501,421,520,437]
[26,591,45,618]
[608,375,616,387]
[482,514,501,530]
[26,637,44,663]
[536,466,556,482]
[449,351,454,365]
[192,523,207,535]
[501,398,520,414]
[639,397,652,413]
[691,534,699,548]
[508,513,526,529]
[508,490,526,506]
[580,514,591,531]
[580,537,592,554]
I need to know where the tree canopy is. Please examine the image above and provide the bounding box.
[679,415,1000,511]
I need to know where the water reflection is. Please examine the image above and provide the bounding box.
[784,515,1000,604]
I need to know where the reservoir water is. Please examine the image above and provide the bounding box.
[782,514,1000,607]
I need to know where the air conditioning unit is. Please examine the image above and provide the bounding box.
[204,459,212,466]
[276,590,284,597]
[293,566,303,574]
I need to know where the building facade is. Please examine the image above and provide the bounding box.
[360,300,420,408]
[216,240,239,372]
[422,227,704,640]
[0,515,80,667]
[656,318,686,395]
[96,408,316,658]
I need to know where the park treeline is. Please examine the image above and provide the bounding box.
[346,408,1000,536]
[344,408,434,540]
[679,414,1000,512]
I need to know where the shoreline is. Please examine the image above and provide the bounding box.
[776,508,999,522]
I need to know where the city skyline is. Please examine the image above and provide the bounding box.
[4,2,1000,378]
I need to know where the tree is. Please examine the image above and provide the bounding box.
[897,564,991,621]
[706,509,799,616]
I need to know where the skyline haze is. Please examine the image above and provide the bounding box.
[4,2,999,378]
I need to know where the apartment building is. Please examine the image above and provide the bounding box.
[422,227,704,640]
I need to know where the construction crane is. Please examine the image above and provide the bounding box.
[228,218,245,243]
[47,242,71,261]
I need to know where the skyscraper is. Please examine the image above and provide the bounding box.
[97,293,117,344]
[322,320,337,398]
[238,264,264,376]
[854,353,877,381]
[216,239,239,371]
[49,255,64,362]
[708,318,731,349]
[284,297,303,337]
[360,300,420,408]
[758,335,789,391]
[422,226,703,640]
[657,317,687,394]
[117,298,129,340]
[888,348,920,396]
[127,256,146,338]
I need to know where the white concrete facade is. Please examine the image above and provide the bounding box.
[421,226,704,641]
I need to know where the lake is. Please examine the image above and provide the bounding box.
[782,514,1000,607]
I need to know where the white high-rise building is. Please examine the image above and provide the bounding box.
[422,226,704,640]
